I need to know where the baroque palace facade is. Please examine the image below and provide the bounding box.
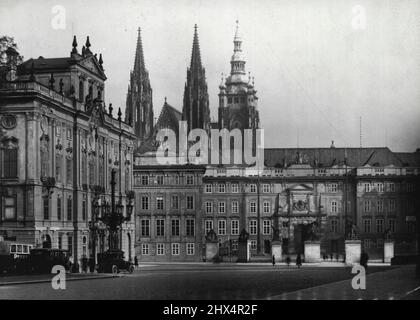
[0,37,136,266]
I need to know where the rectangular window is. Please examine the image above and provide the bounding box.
[42,197,49,220]
[218,202,226,214]
[141,219,150,237]
[231,219,239,235]
[250,184,257,193]
[171,243,180,255]
[389,183,395,192]
[218,220,226,235]
[376,183,384,192]
[328,183,338,193]
[263,220,271,235]
[171,219,180,236]
[141,196,149,210]
[141,175,149,186]
[231,183,239,193]
[157,243,164,255]
[388,219,396,233]
[250,240,257,250]
[141,243,149,255]
[186,195,194,210]
[67,235,73,257]
[249,220,257,235]
[173,175,180,185]
[331,219,338,233]
[364,219,372,233]
[67,197,72,220]
[364,200,371,213]
[377,200,384,213]
[3,196,16,220]
[186,219,195,236]
[58,235,62,250]
[231,201,239,214]
[156,175,164,185]
[57,197,62,220]
[389,199,396,212]
[376,219,384,234]
[263,201,270,214]
[66,158,72,185]
[82,199,87,221]
[171,195,179,210]
[205,220,213,235]
[55,155,62,182]
[156,196,164,210]
[205,184,212,193]
[364,239,371,249]
[186,175,194,185]
[262,184,270,193]
[156,219,165,236]
[186,243,195,255]
[331,201,338,213]
[250,201,256,214]
[364,183,371,192]
[205,201,213,214]
[2,149,18,178]
[218,184,226,193]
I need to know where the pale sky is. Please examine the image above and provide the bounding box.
[1,0,419,152]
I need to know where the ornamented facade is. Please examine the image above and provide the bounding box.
[0,36,136,267]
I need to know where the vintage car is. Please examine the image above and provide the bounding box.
[29,248,71,274]
[0,241,33,274]
[96,250,134,274]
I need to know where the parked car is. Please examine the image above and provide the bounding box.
[0,241,33,274]
[29,248,71,274]
[97,250,134,274]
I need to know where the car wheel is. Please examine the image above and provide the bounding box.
[128,265,134,274]
[111,265,119,274]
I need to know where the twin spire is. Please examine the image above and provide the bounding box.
[133,27,146,74]
[190,24,203,71]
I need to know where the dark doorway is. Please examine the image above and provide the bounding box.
[293,224,310,254]
[43,234,52,248]
[264,240,271,254]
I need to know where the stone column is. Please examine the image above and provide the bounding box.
[345,240,361,265]
[304,241,321,263]
[384,240,394,263]
[271,240,282,262]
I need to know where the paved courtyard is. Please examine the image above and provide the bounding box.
[1,263,419,300]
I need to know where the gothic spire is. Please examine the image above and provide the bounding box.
[190,24,202,71]
[133,27,145,73]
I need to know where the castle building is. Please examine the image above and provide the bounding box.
[125,28,154,145]
[0,36,136,266]
[182,25,211,133]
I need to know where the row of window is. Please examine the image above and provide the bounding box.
[140,195,195,211]
[135,174,195,186]
[360,182,414,193]
[140,219,196,237]
[204,219,271,236]
[43,196,80,221]
[362,219,416,234]
[141,243,195,256]
[204,200,271,214]
[204,183,271,194]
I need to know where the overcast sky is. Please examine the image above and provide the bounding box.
[1,0,419,152]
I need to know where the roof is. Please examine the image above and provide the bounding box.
[263,147,408,168]
[394,151,420,167]
[18,57,76,73]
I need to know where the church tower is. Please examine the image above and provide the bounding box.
[182,25,211,133]
[125,27,154,144]
[218,21,260,131]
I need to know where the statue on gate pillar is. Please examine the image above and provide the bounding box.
[205,229,218,242]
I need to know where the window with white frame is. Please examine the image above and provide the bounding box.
[186,243,195,255]
[376,183,384,192]
[2,196,17,221]
[157,243,165,255]
[231,183,239,193]
[231,219,239,235]
[205,201,213,214]
[330,219,338,233]
[141,243,149,255]
[141,196,149,210]
[328,183,338,193]
[171,219,180,236]
[141,219,150,237]
[171,243,180,255]
[156,219,165,236]
[262,184,270,193]
[186,219,195,236]
[218,220,226,235]
[263,220,271,235]
[186,195,194,210]
[250,240,257,250]
[186,175,194,185]
[156,196,164,210]
[263,201,270,214]
[171,195,179,210]
[141,175,149,185]
[331,201,338,213]
[205,220,213,235]
[218,201,226,214]
[377,200,384,213]
[363,183,371,192]
[250,184,257,193]
[364,200,371,212]
[249,220,257,235]
[231,201,238,214]
[250,201,257,214]
[205,184,212,193]
[156,175,164,185]
[218,184,226,193]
